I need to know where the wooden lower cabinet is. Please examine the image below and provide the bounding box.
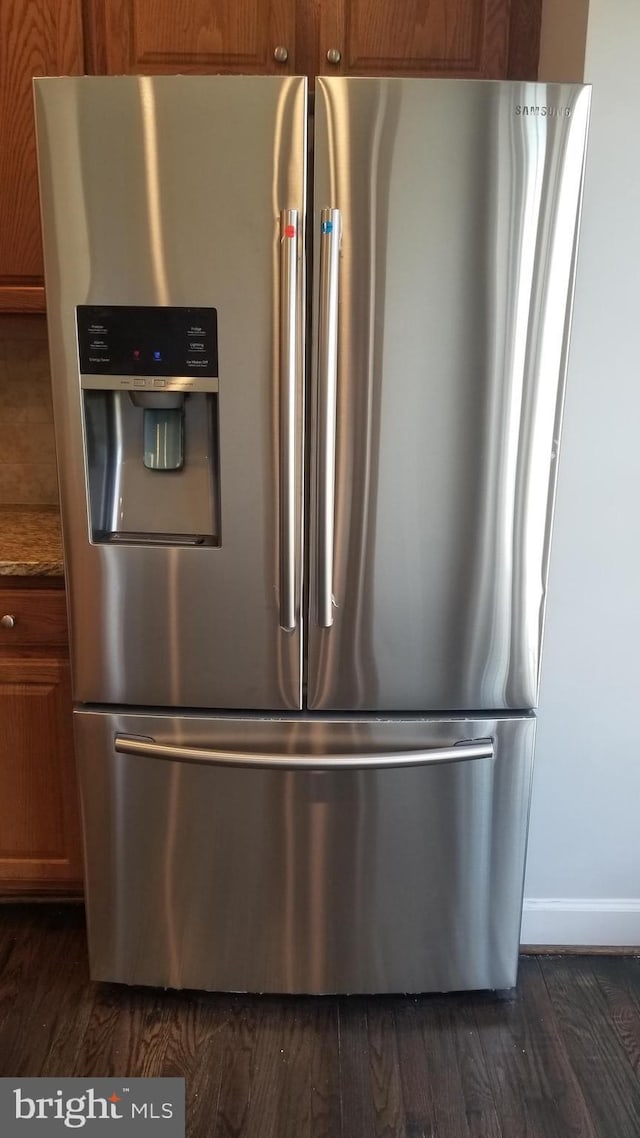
[0,590,83,896]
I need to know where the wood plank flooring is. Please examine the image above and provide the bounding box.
[0,904,639,1137]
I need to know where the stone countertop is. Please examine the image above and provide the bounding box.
[0,506,64,577]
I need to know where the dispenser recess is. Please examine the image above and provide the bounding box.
[79,305,221,547]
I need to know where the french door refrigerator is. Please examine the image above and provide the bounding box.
[35,75,590,993]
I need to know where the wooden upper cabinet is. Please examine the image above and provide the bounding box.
[314,0,541,80]
[0,1,84,313]
[84,0,541,81]
[84,0,298,75]
[1,0,542,314]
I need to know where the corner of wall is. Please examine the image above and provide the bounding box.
[538,0,589,82]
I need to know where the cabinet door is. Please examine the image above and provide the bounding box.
[318,0,540,79]
[0,655,83,893]
[0,1,84,313]
[85,0,297,75]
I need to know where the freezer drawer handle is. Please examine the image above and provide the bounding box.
[316,207,341,628]
[279,208,299,632]
[114,734,494,770]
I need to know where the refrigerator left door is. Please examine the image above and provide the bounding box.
[35,76,307,709]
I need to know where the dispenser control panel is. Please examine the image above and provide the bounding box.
[77,306,218,385]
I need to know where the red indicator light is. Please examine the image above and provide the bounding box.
[133,349,140,360]
[284,224,296,238]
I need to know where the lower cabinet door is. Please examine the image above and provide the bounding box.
[0,656,82,892]
[74,709,535,993]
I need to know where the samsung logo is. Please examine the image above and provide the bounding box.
[515,105,572,117]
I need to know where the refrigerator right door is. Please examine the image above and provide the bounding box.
[308,78,591,712]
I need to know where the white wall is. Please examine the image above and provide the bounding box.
[522,0,640,945]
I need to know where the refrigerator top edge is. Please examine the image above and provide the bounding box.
[316,76,590,90]
[33,74,309,90]
[33,75,589,92]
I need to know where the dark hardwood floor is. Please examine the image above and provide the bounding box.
[0,904,639,1137]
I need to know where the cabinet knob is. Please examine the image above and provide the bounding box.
[326,47,342,65]
[273,45,289,64]
[1,614,15,629]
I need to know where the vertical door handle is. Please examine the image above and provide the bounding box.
[316,207,341,628]
[279,209,299,632]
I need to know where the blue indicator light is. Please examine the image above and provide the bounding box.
[153,350,162,361]
[321,220,333,234]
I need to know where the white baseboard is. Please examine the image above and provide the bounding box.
[521,897,640,947]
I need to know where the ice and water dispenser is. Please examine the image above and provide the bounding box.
[78,306,220,545]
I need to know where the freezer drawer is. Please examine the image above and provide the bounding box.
[74,710,535,994]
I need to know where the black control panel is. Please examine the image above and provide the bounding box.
[77,306,218,378]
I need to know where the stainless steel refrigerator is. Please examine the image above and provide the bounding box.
[34,75,590,993]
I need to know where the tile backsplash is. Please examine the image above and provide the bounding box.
[0,315,59,506]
